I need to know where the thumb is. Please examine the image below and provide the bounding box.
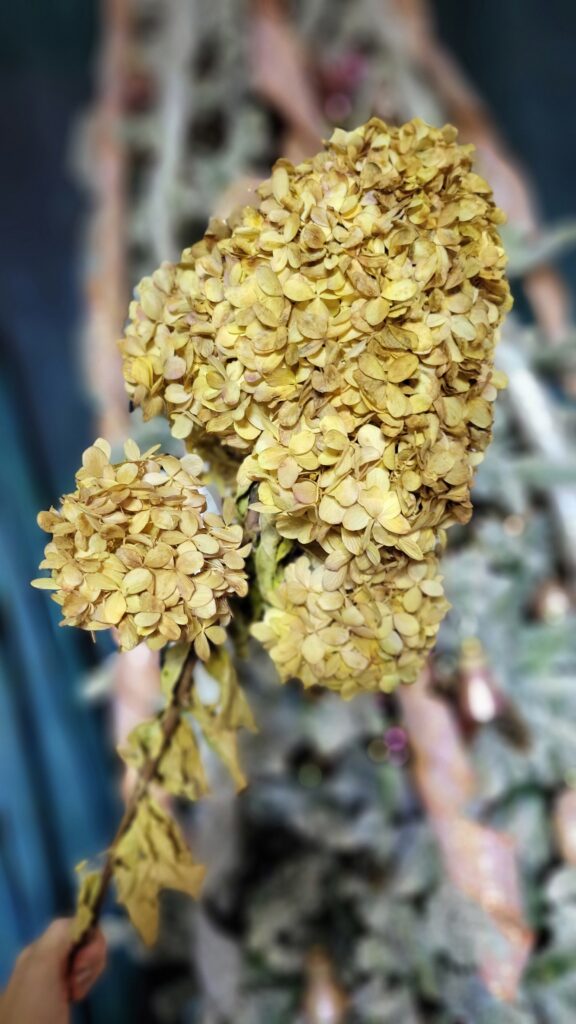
[36,919,73,959]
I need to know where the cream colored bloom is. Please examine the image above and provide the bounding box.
[120,118,510,466]
[251,553,449,698]
[32,439,250,656]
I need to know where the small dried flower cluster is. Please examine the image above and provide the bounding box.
[119,117,510,695]
[32,439,249,657]
[238,415,468,562]
[252,553,449,697]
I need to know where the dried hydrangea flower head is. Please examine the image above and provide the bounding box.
[120,117,510,461]
[32,439,250,658]
[119,117,510,696]
[251,551,449,698]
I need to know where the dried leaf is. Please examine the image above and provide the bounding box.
[113,797,205,945]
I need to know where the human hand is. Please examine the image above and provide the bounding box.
[0,919,106,1024]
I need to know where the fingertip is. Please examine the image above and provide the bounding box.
[72,931,106,992]
[70,978,90,1003]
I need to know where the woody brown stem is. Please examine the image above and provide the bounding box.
[69,646,196,963]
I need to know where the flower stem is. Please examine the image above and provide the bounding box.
[69,645,196,961]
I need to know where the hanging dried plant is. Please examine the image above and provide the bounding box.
[33,117,511,948]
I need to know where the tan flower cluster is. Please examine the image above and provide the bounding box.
[32,439,249,657]
[238,413,478,566]
[252,553,449,698]
[120,117,510,465]
[32,117,512,952]
[116,117,510,694]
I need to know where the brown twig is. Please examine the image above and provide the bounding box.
[68,646,196,968]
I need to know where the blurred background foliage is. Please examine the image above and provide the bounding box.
[2,1,576,1022]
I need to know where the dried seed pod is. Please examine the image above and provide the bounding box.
[32,438,250,656]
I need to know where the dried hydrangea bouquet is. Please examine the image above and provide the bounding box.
[33,118,511,945]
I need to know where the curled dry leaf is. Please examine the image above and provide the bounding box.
[112,796,206,946]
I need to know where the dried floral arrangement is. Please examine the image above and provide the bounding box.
[32,117,511,947]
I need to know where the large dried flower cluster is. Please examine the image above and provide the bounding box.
[120,118,509,460]
[119,117,510,695]
[32,439,249,657]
